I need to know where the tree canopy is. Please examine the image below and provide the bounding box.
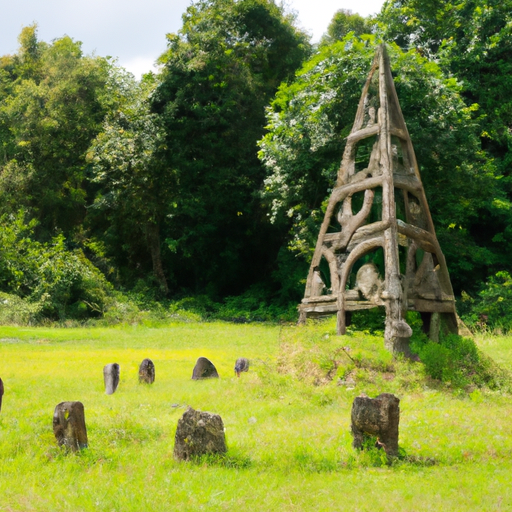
[321,9,374,45]
[150,0,311,296]
[0,25,113,239]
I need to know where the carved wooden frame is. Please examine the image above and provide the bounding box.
[298,45,458,353]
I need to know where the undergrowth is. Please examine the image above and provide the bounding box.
[276,316,512,394]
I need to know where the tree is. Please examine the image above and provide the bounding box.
[259,35,500,296]
[0,25,112,240]
[88,73,173,295]
[151,0,311,296]
[377,0,512,166]
[321,9,373,45]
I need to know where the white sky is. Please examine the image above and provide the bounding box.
[0,0,385,79]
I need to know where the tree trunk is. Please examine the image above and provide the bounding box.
[146,221,169,296]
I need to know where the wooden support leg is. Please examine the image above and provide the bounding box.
[337,307,346,335]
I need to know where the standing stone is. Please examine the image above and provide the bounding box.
[174,407,227,460]
[234,357,249,377]
[192,357,219,380]
[53,401,88,451]
[103,363,120,394]
[0,378,3,413]
[351,393,400,457]
[139,358,155,384]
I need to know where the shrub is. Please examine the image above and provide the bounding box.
[0,212,113,321]
[460,271,512,332]
[32,237,114,319]
[411,332,512,390]
[350,308,386,334]
[168,295,220,320]
[0,292,42,325]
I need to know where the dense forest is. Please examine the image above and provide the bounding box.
[0,0,511,329]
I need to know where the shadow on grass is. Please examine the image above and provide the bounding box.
[184,449,253,470]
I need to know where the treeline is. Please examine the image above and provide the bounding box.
[0,0,511,329]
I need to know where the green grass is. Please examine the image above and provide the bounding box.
[1,319,512,511]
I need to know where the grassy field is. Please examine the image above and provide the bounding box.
[0,319,511,511]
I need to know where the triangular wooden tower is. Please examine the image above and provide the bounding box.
[298,44,458,354]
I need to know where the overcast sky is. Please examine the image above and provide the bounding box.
[1,0,385,78]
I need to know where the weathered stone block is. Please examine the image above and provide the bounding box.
[53,401,88,451]
[174,407,227,460]
[192,357,219,380]
[103,363,120,394]
[351,392,400,457]
[139,358,155,384]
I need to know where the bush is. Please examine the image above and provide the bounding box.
[218,288,297,323]
[32,238,114,319]
[0,212,113,321]
[0,292,42,325]
[168,295,220,320]
[460,271,512,332]
[167,287,298,324]
[411,332,512,390]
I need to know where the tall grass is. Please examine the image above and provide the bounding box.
[1,319,512,511]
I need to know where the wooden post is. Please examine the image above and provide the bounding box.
[53,401,88,451]
[351,393,400,458]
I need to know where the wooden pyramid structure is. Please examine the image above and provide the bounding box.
[298,44,458,354]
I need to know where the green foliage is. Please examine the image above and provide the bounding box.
[0,292,42,325]
[168,295,221,320]
[217,285,298,322]
[151,0,311,296]
[88,73,173,294]
[0,212,113,321]
[0,25,113,238]
[377,0,512,282]
[350,308,386,334]
[461,271,512,332]
[167,289,297,323]
[410,332,512,390]
[2,4,511,320]
[321,9,374,45]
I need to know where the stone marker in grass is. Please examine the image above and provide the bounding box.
[0,378,3,413]
[351,392,400,457]
[103,363,120,394]
[53,401,88,451]
[139,358,155,384]
[192,357,219,380]
[174,407,226,460]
